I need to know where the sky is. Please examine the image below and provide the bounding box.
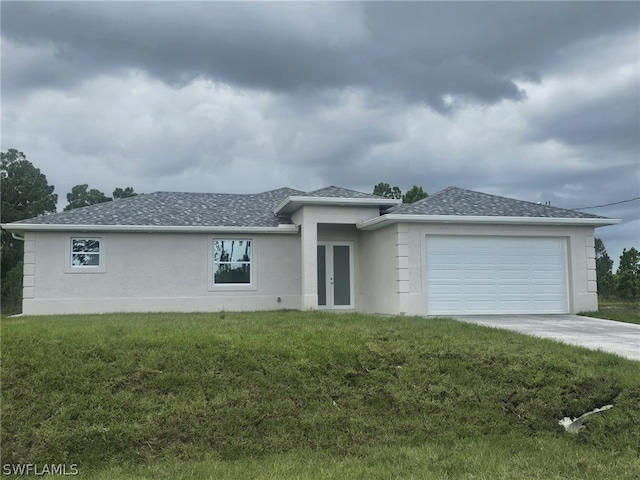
[1,1,639,266]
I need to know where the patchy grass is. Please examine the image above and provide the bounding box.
[582,298,640,325]
[2,311,639,479]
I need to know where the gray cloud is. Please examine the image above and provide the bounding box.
[4,2,637,109]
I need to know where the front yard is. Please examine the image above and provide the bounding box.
[1,311,639,479]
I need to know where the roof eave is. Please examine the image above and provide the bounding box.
[0,223,300,234]
[357,214,622,231]
[274,196,401,216]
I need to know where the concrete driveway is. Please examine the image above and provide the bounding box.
[451,314,640,361]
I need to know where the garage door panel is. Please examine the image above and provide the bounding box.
[497,284,531,295]
[499,300,534,311]
[497,270,529,280]
[465,255,497,265]
[465,284,496,295]
[532,269,563,279]
[465,269,496,280]
[429,285,463,295]
[426,236,568,315]
[497,255,530,264]
[533,284,565,294]
[430,253,462,264]
[466,301,500,313]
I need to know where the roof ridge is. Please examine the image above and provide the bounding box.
[306,185,384,199]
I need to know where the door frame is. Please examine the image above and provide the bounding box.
[317,241,355,310]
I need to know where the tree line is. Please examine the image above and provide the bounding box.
[595,238,640,300]
[1,149,138,312]
[372,182,428,204]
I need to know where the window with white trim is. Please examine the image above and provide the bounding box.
[71,238,101,267]
[213,239,252,285]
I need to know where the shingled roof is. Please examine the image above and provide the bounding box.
[387,187,607,219]
[11,188,304,228]
[5,185,614,232]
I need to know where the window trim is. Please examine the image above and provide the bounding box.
[209,237,257,291]
[64,235,107,274]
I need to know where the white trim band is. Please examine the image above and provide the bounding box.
[357,214,622,230]
[274,196,400,215]
[1,223,300,234]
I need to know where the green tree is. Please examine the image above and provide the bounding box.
[617,247,640,276]
[64,184,112,211]
[1,149,58,222]
[1,149,57,312]
[113,187,138,199]
[402,185,428,204]
[373,182,402,200]
[594,238,615,297]
[616,247,640,300]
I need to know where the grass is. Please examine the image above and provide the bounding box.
[581,298,640,325]
[2,311,639,479]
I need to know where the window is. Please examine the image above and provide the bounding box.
[213,239,252,285]
[71,238,101,267]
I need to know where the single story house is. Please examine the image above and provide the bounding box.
[2,186,619,316]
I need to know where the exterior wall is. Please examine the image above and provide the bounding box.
[20,216,601,317]
[397,222,599,316]
[23,231,302,315]
[358,224,400,315]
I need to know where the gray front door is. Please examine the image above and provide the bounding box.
[317,242,354,309]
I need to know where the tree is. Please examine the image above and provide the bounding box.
[64,184,112,211]
[373,182,402,200]
[402,185,428,204]
[616,247,640,300]
[113,187,138,199]
[617,247,640,276]
[594,238,615,297]
[1,149,57,312]
[1,149,57,223]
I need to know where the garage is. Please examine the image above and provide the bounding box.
[425,236,569,315]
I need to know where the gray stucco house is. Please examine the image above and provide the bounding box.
[2,186,619,316]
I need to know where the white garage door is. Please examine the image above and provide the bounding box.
[425,236,568,315]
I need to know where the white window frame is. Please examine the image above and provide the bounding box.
[64,236,107,274]
[209,238,256,291]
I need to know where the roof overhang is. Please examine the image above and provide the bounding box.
[0,223,300,235]
[357,214,622,231]
[274,196,400,216]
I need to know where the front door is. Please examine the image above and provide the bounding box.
[317,242,354,309]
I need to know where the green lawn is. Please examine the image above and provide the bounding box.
[2,311,639,479]
[581,298,640,325]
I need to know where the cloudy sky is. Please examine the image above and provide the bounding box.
[2,1,639,264]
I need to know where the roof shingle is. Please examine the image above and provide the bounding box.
[14,188,304,227]
[387,187,606,219]
[9,185,609,228]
